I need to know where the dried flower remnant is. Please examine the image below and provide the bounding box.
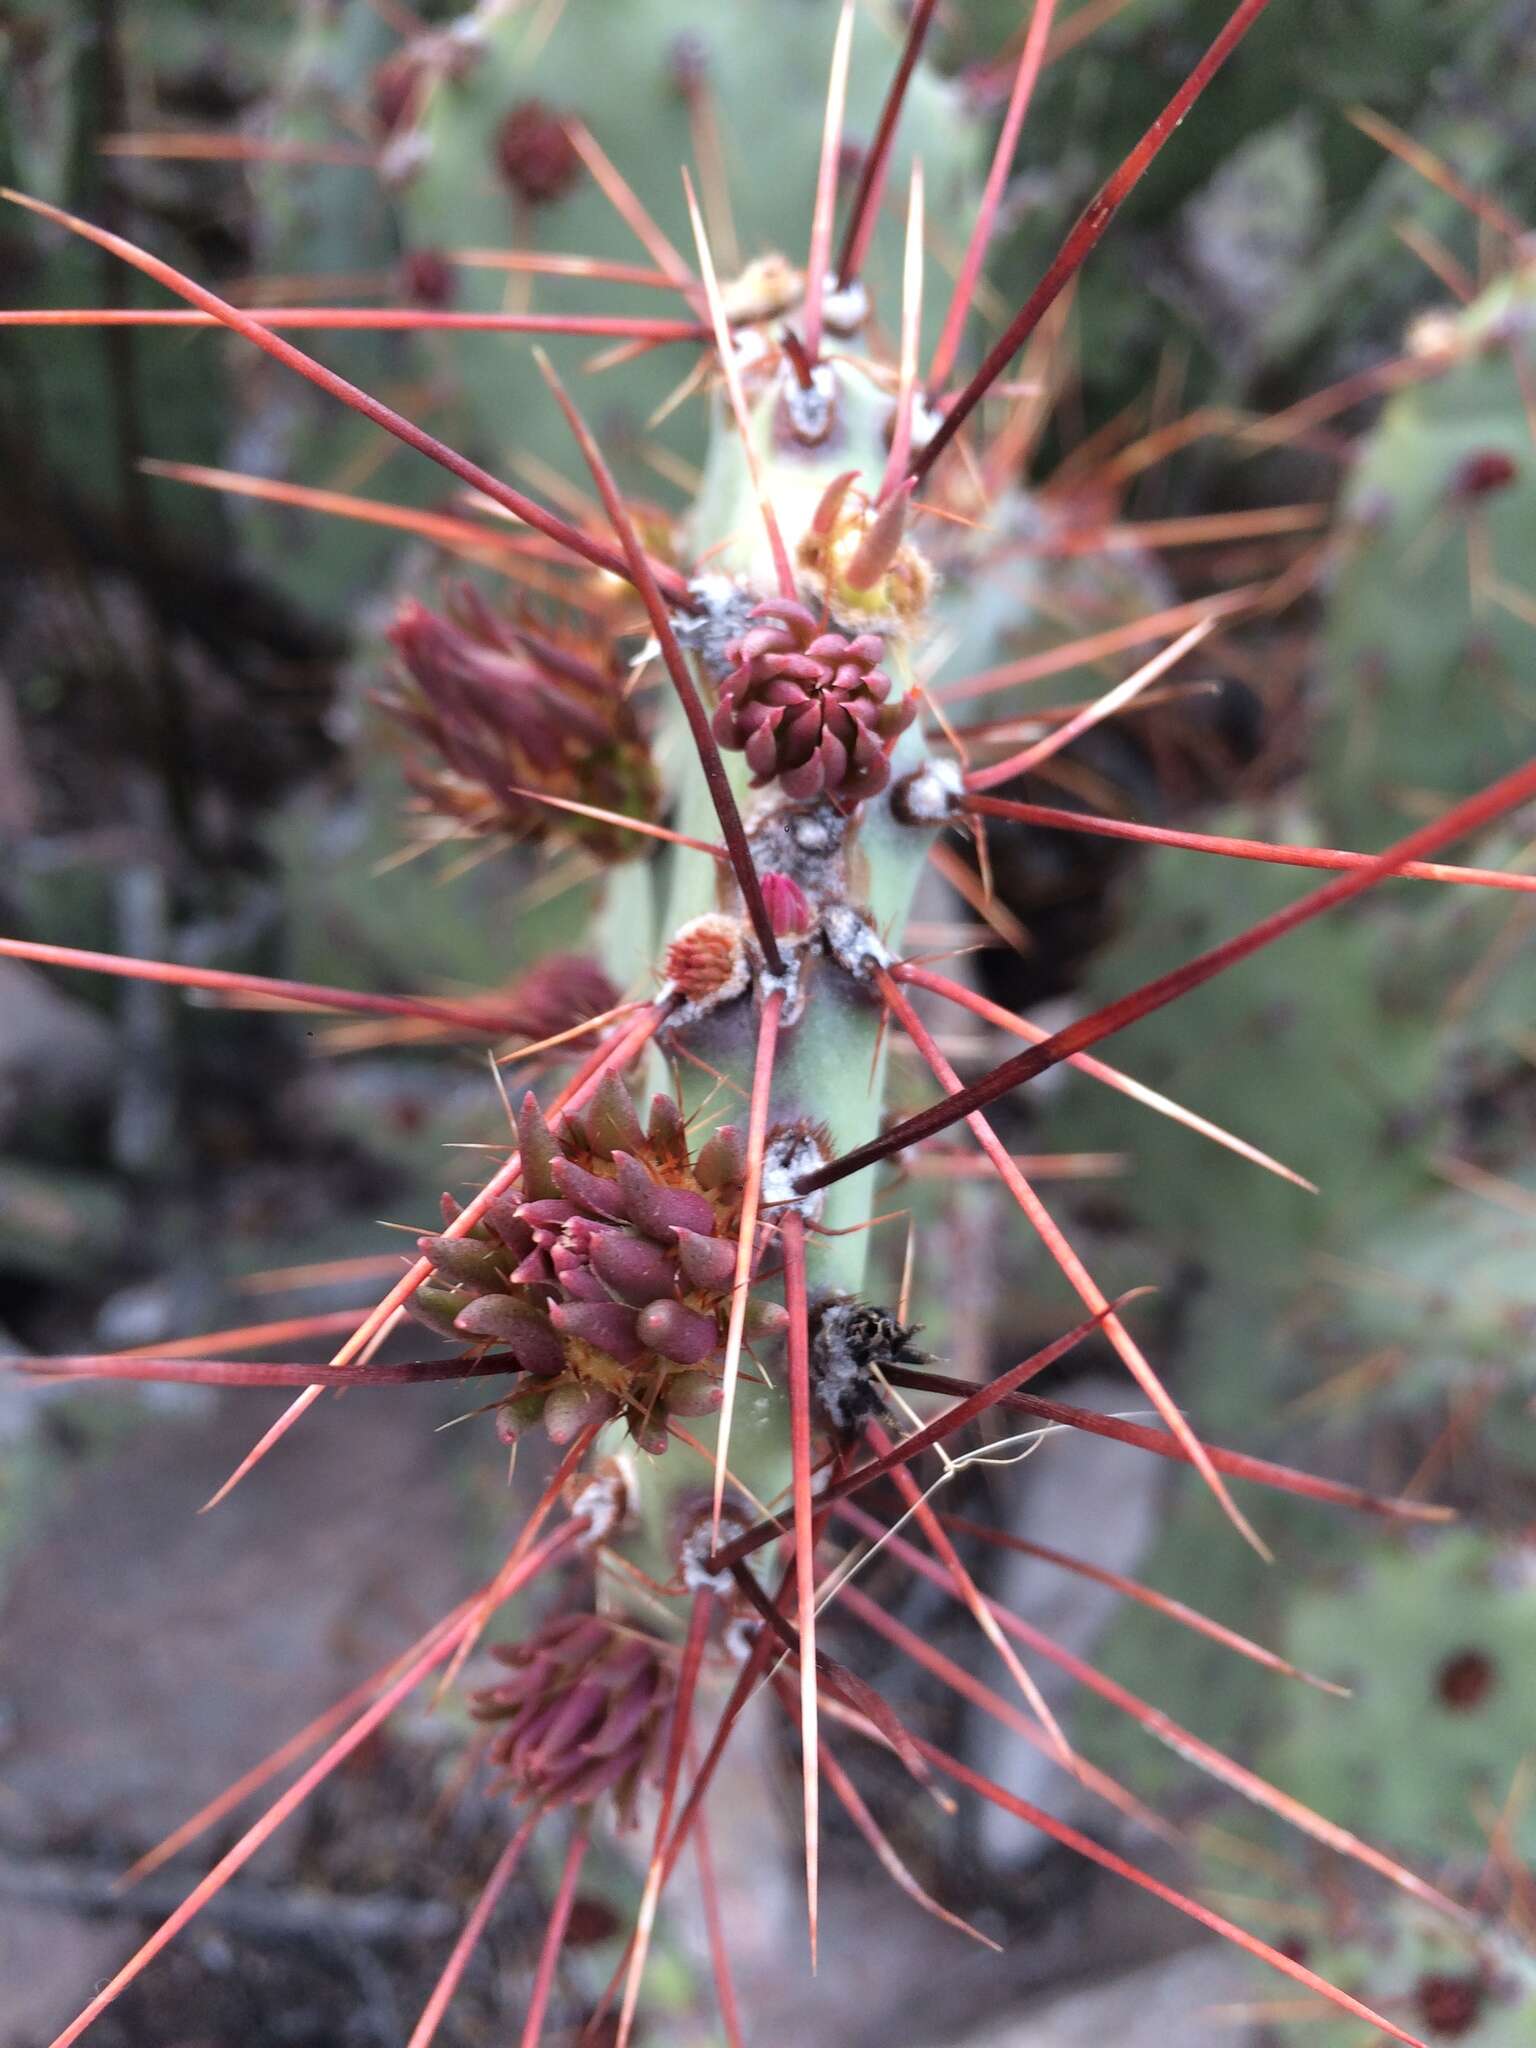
[1414,1970,1487,2037]
[711,598,915,805]
[1436,1648,1496,1711]
[385,587,658,856]
[663,914,750,1007]
[809,1298,924,1436]
[497,100,584,206]
[474,1613,674,1825]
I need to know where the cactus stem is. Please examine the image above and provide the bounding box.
[534,348,786,969]
[913,0,1281,485]
[801,0,857,366]
[897,962,1316,1189]
[961,615,1216,790]
[712,987,786,1534]
[928,0,1059,392]
[965,794,1536,896]
[407,1813,540,2048]
[836,0,942,288]
[781,1206,821,1967]
[0,189,690,601]
[802,754,1536,1190]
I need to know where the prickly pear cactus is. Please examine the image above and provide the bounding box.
[385,0,981,481]
[1321,264,1536,845]
[12,5,1536,2045]
[1268,1532,1536,1867]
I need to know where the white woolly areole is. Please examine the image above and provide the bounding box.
[756,951,807,1028]
[896,756,964,824]
[822,902,893,980]
[759,1128,827,1220]
[821,277,871,336]
[723,1615,762,1664]
[569,1457,637,1548]
[909,391,947,459]
[680,1509,750,1596]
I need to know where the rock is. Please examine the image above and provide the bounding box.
[0,1382,472,1874]
[917,1944,1260,2047]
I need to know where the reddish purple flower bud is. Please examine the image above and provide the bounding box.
[612,1154,717,1241]
[495,1387,549,1442]
[371,51,428,138]
[664,1368,724,1417]
[551,1299,645,1364]
[761,869,814,937]
[675,1227,738,1292]
[711,598,915,805]
[418,1234,506,1288]
[589,1230,679,1306]
[664,914,749,1005]
[497,956,619,1047]
[585,1071,649,1160]
[635,1298,719,1365]
[694,1126,747,1191]
[551,1157,630,1222]
[453,1295,566,1377]
[542,1381,618,1444]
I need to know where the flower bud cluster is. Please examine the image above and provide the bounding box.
[386,587,657,857]
[711,598,914,806]
[414,1075,786,1450]
[473,1614,672,1824]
